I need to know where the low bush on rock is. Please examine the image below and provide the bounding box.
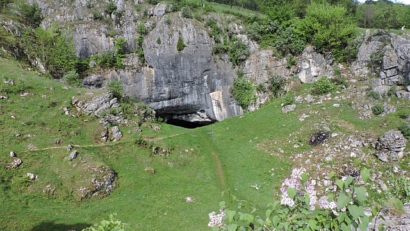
[311,77,336,95]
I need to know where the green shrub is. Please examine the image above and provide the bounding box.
[372,104,384,115]
[368,90,380,100]
[156,37,161,45]
[85,0,93,8]
[92,10,103,20]
[147,0,158,5]
[165,17,172,25]
[286,54,297,68]
[0,76,26,95]
[82,213,125,231]
[177,34,186,52]
[388,85,397,97]
[311,77,336,95]
[228,37,250,66]
[108,81,123,99]
[62,70,81,86]
[397,108,410,119]
[268,74,286,97]
[107,27,118,37]
[92,51,116,68]
[389,175,410,203]
[283,92,295,106]
[19,2,42,28]
[105,1,117,14]
[232,78,255,110]
[399,122,410,139]
[256,83,266,93]
[181,7,193,18]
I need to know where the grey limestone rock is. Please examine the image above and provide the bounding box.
[27,173,37,180]
[297,46,334,83]
[69,150,78,160]
[6,158,22,169]
[375,130,406,162]
[110,126,122,141]
[282,104,296,114]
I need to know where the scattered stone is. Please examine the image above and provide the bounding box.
[69,150,78,160]
[0,95,8,99]
[15,133,20,137]
[145,167,155,174]
[10,151,16,157]
[393,165,400,173]
[185,197,195,203]
[27,173,37,180]
[27,144,37,150]
[78,165,115,199]
[333,104,340,107]
[62,86,69,90]
[295,95,303,103]
[63,107,69,115]
[151,125,161,131]
[67,144,74,151]
[5,158,22,169]
[299,114,310,121]
[282,104,296,114]
[305,94,314,103]
[54,139,63,145]
[110,126,122,141]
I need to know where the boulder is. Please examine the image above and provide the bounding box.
[110,126,122,141]
[27,173,37,180]
[282,104,296,114]
[6,158,22,169]
[9,151,16,158]
[375,130,406,162]
[69,150,78,160]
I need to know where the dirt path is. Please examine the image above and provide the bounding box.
[211,152,226,188]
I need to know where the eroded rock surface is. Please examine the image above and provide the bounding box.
[375,130,406,162]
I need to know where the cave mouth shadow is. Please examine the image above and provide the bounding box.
[30,221,91,231]
[163,118,212,129]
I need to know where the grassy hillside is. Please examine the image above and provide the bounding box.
[1,57,409,230]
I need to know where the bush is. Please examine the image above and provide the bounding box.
[399,122,410,139]
[165,17,172,25]
[372,104,385,115]
[105,1,117,15]
[368,90,380,100]
[147,0,158,5]
[332,76,349,88]
[232,78,255,110]
[286,54,297,68]
[268,74,286,97]
[92,10,103,20]
[0,76,26,95]
[283,92,295,106]
[388,85,397,97]
[19,2,42,28]
[311,77,336,95]
[177,34,186,52]
[82,213,125,231]
[108,81,123,99]
[63,70,81,86]
[156,37,161,45]
[181,7,192,18]
[256,83,266,93]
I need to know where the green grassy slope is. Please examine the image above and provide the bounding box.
[0,57,409,230]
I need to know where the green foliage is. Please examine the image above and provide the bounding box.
[147,0,158,5]
[135,24,147,63]
[285,54,297,68]
[165,17,172,25]
[181,7,193,18]
[105,1,117,15]
[368,90,381,100]
[177,33,186,52]
[389,175,410,203]
[283,92,295,106]
[227,37,249,67]
[0,76,26,95]
[295,3,356,61]
[92,51,116,68]
[388,85,397,97]
[399,122,410,139]
[216,168,374,231]
[332,76,349,89]
[21,26,79,78]
[82,213,125,231]
[156,37,161,45]
[256,83,266,93]
[107,27,118,37]
[86,0,93,9]
[372,104,385,115]
[0,0,12,10]
[268,74,286,97]
[92,10,104,20]
[311,77,336,95]
[108,81,123,99]
[62,70,81,86]
[232,77,255,110]
[397,108,410,119]
[19,2,42,28]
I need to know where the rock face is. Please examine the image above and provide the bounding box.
[375,130,406,162]
[352,30,410,85]
[297,46,334,83]
[368,203,410,231]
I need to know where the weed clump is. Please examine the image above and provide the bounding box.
[311,77,336,95]
[372,104,384,115]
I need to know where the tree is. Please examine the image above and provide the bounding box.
[295,3,356,61]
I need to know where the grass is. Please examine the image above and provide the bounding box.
[1,56,410,230]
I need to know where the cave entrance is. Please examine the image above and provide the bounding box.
[163,118,210,129]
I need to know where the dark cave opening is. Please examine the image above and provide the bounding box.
[163,118,211,129]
